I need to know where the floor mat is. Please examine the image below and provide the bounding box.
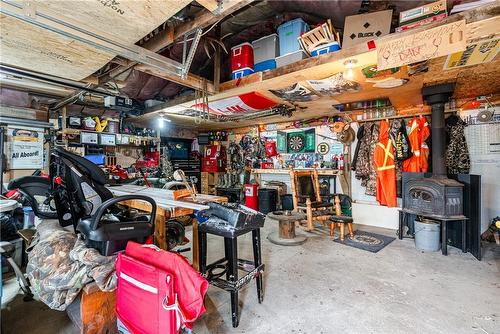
[333,230,395,253]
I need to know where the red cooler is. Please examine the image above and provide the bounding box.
[244,184,259,211]
[231,42,254,72]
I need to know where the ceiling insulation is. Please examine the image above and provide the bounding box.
[0,0,191,81]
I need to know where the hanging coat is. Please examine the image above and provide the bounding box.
[419,116,431,172]
[445,115,470,174]
[390,119,411,162]
[354,122,372,186]
[366,123,380,196]
[403,117,421,172]
[389,119,407,197]
[374,120,397,207]
[351,124,365,171]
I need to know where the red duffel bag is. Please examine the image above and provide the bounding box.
[116,242,208,333]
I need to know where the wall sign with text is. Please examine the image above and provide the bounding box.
[377,20,466,70]
[7,127,44,169]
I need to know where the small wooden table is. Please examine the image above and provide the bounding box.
[267,211,307,246]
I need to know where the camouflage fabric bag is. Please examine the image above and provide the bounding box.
[26,220,116,311]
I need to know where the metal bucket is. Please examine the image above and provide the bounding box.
[414,219,441,252]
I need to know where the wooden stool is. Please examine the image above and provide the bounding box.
[329,194,354,241]
[329,217,354,240]
[267,211,307,246]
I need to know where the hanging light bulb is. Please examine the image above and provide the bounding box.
[158,112,171,129]
[343,59,358,79]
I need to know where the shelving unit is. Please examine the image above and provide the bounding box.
[201,171,222,195]
[60,128,159,146]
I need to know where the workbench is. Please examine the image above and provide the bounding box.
[251,168,350,196]
[107,184,227,269]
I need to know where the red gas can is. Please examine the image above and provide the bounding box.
[231,42,254,72]
[244,184,259,211]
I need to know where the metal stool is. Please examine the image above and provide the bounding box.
[198,223,264,328]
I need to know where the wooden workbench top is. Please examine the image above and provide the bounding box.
[252,168,342,176]
[107,185,227,211]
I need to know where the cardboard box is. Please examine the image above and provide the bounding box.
[399,0,447,27]
[342,10,393,48]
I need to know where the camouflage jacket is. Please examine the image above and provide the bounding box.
[26,220,116,311]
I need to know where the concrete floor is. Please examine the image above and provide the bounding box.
[2,223,499,334]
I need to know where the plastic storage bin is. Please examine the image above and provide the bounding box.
[84,154,106,165]
[311,41,341,57]
[252,34,279,64]
[277,18,309,56]
[231,67,254,80]
[22,207,35,228]
[231,42,254,72]
[254,59,277,72]
[276,50,308,68]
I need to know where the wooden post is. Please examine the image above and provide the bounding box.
[289,166,299,212]
[334,195,341,216]
[155,209,168,250]
[213,24,221,92]
[306,197,313,231]
[61,106,68,149]
[279,221,296,239]
[312,167,321,202]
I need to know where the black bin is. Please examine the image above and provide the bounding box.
[281,194,294,211]
[258,188,277,214]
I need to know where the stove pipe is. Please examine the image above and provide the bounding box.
[422,83,455,176]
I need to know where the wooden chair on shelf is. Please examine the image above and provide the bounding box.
[289,167,335,231]
[329,194,354,241]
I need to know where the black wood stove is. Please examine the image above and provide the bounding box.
[398,84,483,258]
[402,84,464,218]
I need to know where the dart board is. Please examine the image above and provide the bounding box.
[287,133,305,152]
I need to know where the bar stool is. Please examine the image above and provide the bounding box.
[198,223,264,328]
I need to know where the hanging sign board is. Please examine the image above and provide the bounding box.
[342,10,393,48]
[276,131,287,153]
[191,92,277,116]
[377,20,467,70]
[7,127,44,169]
[304,128,316,152]
[443,38,499,70]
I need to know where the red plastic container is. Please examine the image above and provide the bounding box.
[244,184,259,211]
[261,162,274,169]
[201,158,226,172]
[231,42,254,72]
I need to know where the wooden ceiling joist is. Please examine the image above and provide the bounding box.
[142,0,254,53]
[136,2,500,130]
[134,64,216,94]
[102,0,254,89]
[196,0,220,13]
